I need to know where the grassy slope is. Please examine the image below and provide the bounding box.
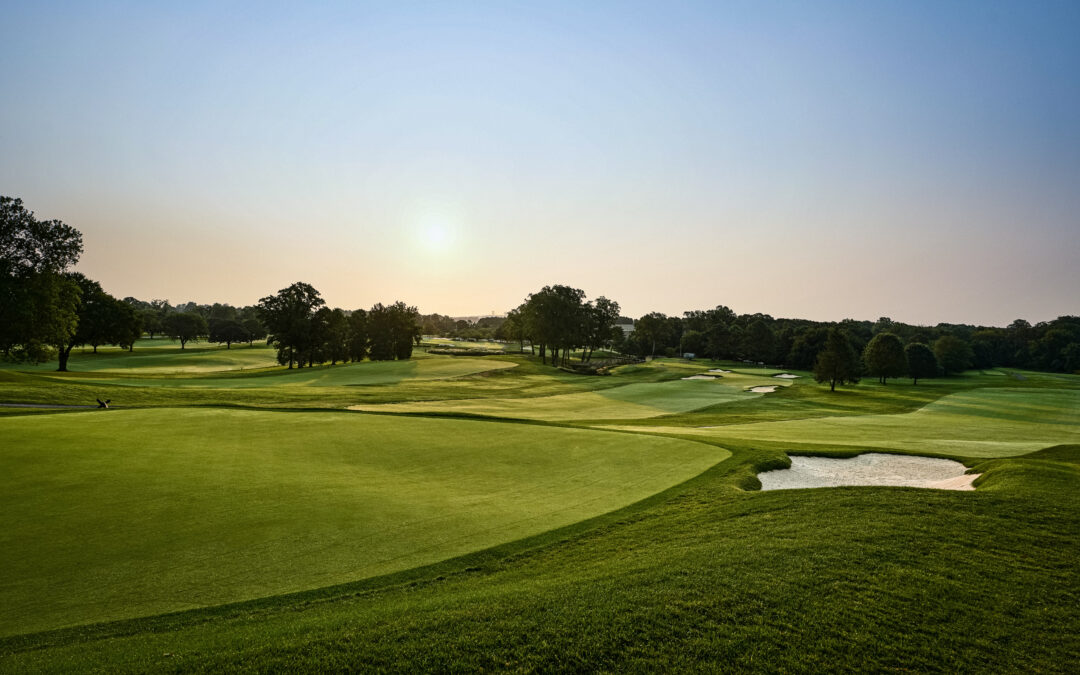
[0,353,1077,672]
[0,408,724,636]
[607,387,1080,458]
[2,446,1076,673]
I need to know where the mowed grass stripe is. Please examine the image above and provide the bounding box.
[350,374,792,421]
[604,388,1080,458]
[0,408,726,636]
[51,355,518,388]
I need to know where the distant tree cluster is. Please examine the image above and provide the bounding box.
[257,282,419,368]
[419,313,506,341]
[614,305,1080,386]
[497,285,621,366]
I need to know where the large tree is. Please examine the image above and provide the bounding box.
[905,342,938,385]
[257,282,325,368]
[368,301,420,361]
[634,312,670,358]
[813,328,861,392]
[863,332,907,384]
[1,196,84,364]
[164,312,209,350]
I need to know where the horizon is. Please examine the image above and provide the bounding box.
[3,1,1078,326]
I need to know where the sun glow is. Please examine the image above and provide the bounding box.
[416,218,457,254]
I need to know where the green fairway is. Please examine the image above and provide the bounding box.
[0,408,725,636]
[0,339,281,374]
[350,371,790,421]
[607,387,1080,458]
[44,354,519,389]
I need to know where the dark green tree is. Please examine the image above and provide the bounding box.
[257,282,325,368]
[863,332,907,384]
[813,328,861,392]
[1,196,84,364]
[347,309,369,361]
[933,335,974,375]
[209,319,249,349]
[164,312,208,350]
[904,342,937,385]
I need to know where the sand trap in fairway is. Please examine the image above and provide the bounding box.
[682,375,718,380]
[759,453,979,491]
[774,373,799,379]
[748,385,778,393]
[709,369,732,373]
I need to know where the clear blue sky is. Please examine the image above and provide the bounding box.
[2,1,1077,325]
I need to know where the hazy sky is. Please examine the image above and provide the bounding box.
[2,1,1077,325]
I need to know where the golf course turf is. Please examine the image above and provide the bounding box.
[0,344,1077,672]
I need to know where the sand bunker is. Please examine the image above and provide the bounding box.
[748,385,778,393]
[774,373,799,379]
[758,453,979,491]
[708,369,732,374]
[682,375,718,380]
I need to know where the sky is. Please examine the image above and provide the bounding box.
[2,1,1078,326]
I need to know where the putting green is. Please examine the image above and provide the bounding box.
[604,388,1080,458]
[0,408,726,636]
[350,373,791,421]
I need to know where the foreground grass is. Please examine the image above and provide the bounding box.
[2,446,1076,673]
[0,408,724,636]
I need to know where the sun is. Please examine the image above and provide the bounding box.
[417,220,456,254]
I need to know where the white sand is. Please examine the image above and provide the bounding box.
[748,385,778,393]
[681,375,717,380]
[774,373,799,379]
[708,369,732,373]
[758,453,979,491]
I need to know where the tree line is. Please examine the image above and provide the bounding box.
[618,306,1080,377]
[0,197,420,371]
[3,196,1077,379]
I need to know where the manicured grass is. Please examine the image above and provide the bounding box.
[351,371,791,421]
[2,446,1076,672]
[608,387,1080,458]
[0,348,1077,672]
[0,408,725,636]
[1,339,281,374]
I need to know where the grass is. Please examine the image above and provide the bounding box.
[0,349,1077,672]
[606,387,1080,458]
[0,408,724,636]
[2,446,1076,672]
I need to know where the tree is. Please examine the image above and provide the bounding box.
[53,273,104,371]
[581,296,620,361]
[905,342,937,385]
[368,302,420,361]
[1,196,84,364]
[257,282,325,368]
[813,328,861,392]
[164,312,208,350]
[347,309,369,361]
[209,319,249,349]
[933,335,974,375]
[634,312,670,358]
[743,319,776,363]
[863,332,907,384]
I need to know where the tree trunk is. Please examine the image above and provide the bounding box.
[226,342,231,349]
[830,376,836,392]
[180,338,187,350]
[128,344,134,352]
[57,344,73,372]
[93,344,98,353]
